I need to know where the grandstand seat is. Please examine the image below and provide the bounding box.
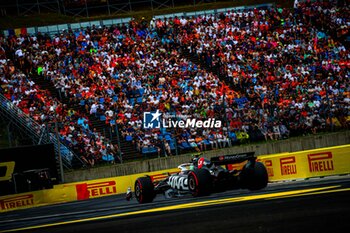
[181,132,190,139]
[241,97,248,102]
[229,131,236,139]
[142,147,148,154]
[102,154,114,162]
[178,141,192,152]
[169,142,176,150]
[112,96,118,102]
[79,100,85,106]
[148,147,158,153]
[125,135,133,142]
[165,134,172,141]
[135,89,142,98]
[137,97,143,103]
[142,147,158,155]
[202,139,211,146]
[100,115,106,121]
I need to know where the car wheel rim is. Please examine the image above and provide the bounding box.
[189,177,196,190]
[136,184,140,197]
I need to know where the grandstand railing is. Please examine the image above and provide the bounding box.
[0,0,233,18]
[154,3,274,19]
[2,3,274,37]
[0,93,86,170]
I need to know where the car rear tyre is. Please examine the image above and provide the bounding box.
[135,177,155,203]
[240,161,268,191]
[188,169,212,197]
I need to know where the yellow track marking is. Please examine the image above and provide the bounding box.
[0,185,345,233]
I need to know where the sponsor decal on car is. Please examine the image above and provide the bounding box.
[149,172,178,182]
[280,157,297,175]
[226,161,248,171]
[0,194,34,210]
[308,152,334,173]
[224,154,248,161]
[76,181,117,200]
[167,176,188,190]
[149,174,168,182]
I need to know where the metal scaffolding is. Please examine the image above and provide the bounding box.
[1,0,219,18]
[0,0,221,17]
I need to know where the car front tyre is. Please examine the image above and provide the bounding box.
[135,177,155,203]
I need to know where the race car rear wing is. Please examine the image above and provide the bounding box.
[210,152,256,165]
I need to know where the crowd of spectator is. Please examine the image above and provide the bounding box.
[298,0,349,45]
[0,36,119,166]
[171,1,349,140]
[0,0,349,166]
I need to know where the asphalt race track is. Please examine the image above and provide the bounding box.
[1,175,350,233]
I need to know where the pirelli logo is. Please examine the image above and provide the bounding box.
[0,194,34,210]
[308,152,334,173]
[76,181,117,200]
[280,157,297,175]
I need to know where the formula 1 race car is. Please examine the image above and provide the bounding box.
[134,152,268,203]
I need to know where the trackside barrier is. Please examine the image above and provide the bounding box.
[1,145,349,213]
[257,144,350,182]
[0,185,76,212]
[0,168,178,213]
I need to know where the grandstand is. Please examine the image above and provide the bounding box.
[0,0,349,173]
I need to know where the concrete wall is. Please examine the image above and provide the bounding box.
[64,131,350,183]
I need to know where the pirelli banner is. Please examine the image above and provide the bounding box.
[0,185,76,212]
[0,168,179,212]
[257,144,350,182]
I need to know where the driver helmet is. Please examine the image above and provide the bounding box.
[198,157,212,169]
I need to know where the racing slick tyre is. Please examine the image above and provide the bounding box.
[135,177,155,204]
[239,161,268,191]
[188,169,212,197]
